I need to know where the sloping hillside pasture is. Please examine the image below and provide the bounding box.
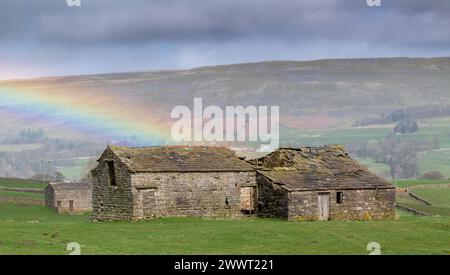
[396,196,450,217]
[395,180,450,217]
[0,202,448,255]
[0,178,47,190]
[418,150,450,178]
[0,178,449,255]
[412,188,450,208]
[0,190,43,200]
[395,179,450,188]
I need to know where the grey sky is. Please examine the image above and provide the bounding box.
[0,0,449,79]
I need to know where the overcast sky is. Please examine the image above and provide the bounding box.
[0,0,449,79]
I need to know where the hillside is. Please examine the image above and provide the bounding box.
[1,57,450,179]
[2,57,450,137]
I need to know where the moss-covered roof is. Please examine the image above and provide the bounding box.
[48,182,92,191]
[108,145,255,173]
[254,145,393,191]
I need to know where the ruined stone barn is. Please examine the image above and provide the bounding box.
[253,146,395,221]
[44,182,92,214]
[90,146,257,221]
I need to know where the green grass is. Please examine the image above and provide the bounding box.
[0,190,43,200]
[396,196,450,217]
[281,126,393,147]
[394,179,450,188]
[418,149,450,178]
[0,178,47,190]
[0,203,88,223]
[417,117,450,148]
[412,188,450,208]
[0,203,448,255]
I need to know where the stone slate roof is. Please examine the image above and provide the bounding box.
[108,145,255,173]
[48,182,92,191]
[254,145,393,191]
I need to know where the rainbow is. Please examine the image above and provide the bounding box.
[0,85,172,146]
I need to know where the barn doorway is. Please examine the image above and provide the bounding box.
[240,187,256,213]
[318,193,330,220]
[141,189,156,218]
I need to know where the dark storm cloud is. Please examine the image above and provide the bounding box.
[1,0,449,48]
[0,0,449,79]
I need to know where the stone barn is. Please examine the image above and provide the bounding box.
[253,146,395,221]
[90,145,257,221]
[44,182,92,214]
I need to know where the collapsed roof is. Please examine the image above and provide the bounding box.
[48,182,92,191]
[253,145,393,191]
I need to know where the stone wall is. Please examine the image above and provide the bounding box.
[131,171,256,219]
[256,173,289,219]
[45,185,92,213]
[287,188,396,221]
[91,149,134,221]
[54,189,92,213]
[257,173,395,221]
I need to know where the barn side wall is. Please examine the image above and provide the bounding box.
[54,189,92,213]
[91,150,134,221]
[256,174,289,219]
[130,171,256,219]
[287,188,396,221]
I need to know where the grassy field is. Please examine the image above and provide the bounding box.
[0,179,448,255]
[418,149,450,178]
[413,188,450,208]
[394,179,450,188]
[395,179,450,217]
[281,125,393,147]
[0,202,448,255]
[396,196,450,217]
[0,178,47,190]
[0,190,43,200]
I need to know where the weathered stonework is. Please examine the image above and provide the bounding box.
[131,172,256,219]
[91,146,257,221]
[91,148,134,221]
[257,174,395,221]
[254,146,396,221]
[256,173,289,219]
[91,145,395,222]
[287,189,395,221]
[44,182,92,214]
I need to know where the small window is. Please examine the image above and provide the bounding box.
[106,161,117,186]
[336,192,343,204]
[56,201,61,207]
[69,200,74,211]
